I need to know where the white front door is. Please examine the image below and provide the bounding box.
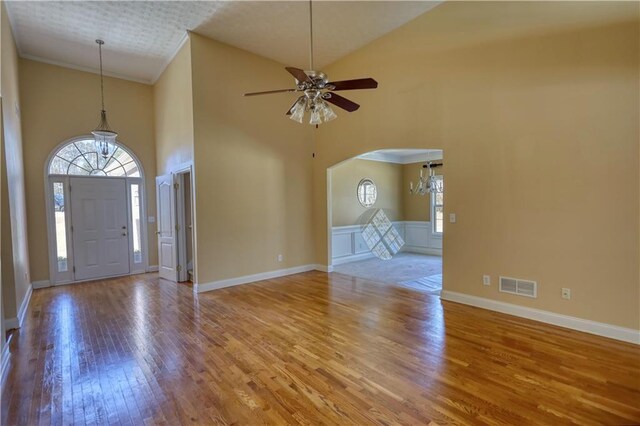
[156,174,177,281]
[70,177,130,281]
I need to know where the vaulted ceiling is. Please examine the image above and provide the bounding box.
[5,1,441,84]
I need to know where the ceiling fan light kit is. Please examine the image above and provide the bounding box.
[244,1,378,126]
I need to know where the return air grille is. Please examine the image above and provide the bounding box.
[499,276,537,298]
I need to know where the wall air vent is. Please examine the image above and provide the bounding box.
[499,276,537,298]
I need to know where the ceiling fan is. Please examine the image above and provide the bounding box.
[243,0,378,126]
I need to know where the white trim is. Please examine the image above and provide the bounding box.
[357,150,443,165]
[197,264,319,293]
[17,284,33,327]
[150,32,189,84]
[44,136,149,285]
[312,264,333,273]
[440,291,640,345]
[401,246,442,256]
[332,252,376,266]
[19,54,152,85]
[4,318,18,331]
[174,167,193,282]
[32,280,51,289]
[146,265,159,272]
[331,221,442,263]
[1,340,11,394]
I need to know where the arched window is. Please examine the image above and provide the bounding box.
[48,138,141,177]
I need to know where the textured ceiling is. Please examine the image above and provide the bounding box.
[5,1,440,84]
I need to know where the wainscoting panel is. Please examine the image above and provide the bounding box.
[332,221,442,264]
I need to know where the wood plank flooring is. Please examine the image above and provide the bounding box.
[2,271,639,425]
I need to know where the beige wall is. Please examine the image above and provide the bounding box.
[402,161,445,222]
[313,2,639,329]
[1,2,30,321]
[19,59,158,281]
[1,129,16,319]
[190,33,314,284]
[153,40,194,176]
[331,159,403,226]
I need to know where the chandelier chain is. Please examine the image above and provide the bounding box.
[97,40,105,111]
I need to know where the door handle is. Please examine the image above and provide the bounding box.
[155,231,161,235]
[122,232,127,236]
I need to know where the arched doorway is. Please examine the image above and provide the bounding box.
[327,148,444,293]
[45,136,148,284]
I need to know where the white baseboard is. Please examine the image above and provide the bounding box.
[332,252,375,266]
[17,284,33,328]
[402,246,442,256]
[441,291,640,345]
[32,280,51,289]
[312,264,333,273]
[1,340,10,395]
[146,265,159,272]
[197,264,325,293]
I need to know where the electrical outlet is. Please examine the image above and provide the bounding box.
[483,275,491,286]
[562,288,571,300]
[277,254,283,262]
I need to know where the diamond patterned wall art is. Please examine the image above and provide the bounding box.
[360,209,404,260]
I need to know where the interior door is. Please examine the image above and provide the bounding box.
[70,177,130,281]
[156,174,177,281]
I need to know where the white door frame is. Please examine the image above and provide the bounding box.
[174,166,194,282]
[44,174,148,285]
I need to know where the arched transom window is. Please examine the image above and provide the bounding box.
[49,138,141,177]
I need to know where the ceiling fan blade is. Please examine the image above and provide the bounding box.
[244,89,297,97]
[323,93,360,112]
[285,67,311,83]
[328,78,378,91]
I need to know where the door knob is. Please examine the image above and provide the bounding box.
[156,231,161,235]
[122,232,127,236]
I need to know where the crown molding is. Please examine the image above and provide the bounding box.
[19,54,152,85]
[150,31,190,85]
[357,150,443,165]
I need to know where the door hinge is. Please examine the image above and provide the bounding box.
[68,184,72,191]
[177,265,183,272]
[174,183,179,190]
[175,224,180,231]
[70,225,74,232]
[73,266,76,273]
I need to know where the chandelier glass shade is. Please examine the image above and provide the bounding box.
[409,163,443,196]
[92,40,117,159]
[289,95,337,125]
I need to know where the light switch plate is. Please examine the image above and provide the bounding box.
[449,213,456,223]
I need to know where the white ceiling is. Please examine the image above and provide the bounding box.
[5,1,441,84]
[358,149,442,164]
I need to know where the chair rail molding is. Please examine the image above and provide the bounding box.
[331,221,441,264]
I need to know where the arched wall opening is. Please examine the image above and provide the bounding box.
[326,148,444,292]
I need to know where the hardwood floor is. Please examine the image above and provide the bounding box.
[2,272,639,425]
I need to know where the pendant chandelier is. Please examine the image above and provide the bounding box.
[409,162,443,195]
[92,39,117,159]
